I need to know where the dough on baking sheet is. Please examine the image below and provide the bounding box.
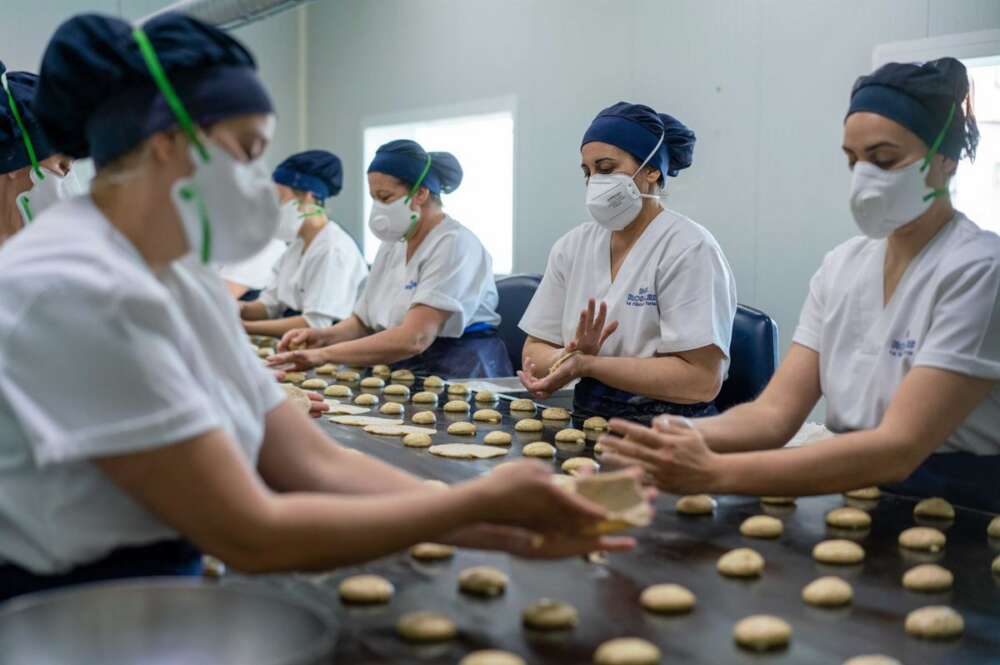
[338,574,394,604]
[354,393,379,406]
[522,441,556,458]
[281,371,307,384]
[509,399,535,412]
[988,516,1000,538]
[902,564,953,592]
[740,515,783,538]
[424,479,449,490]
[315,363,337,375]
[521,598,578,630]
[458,566,508,596]
[548,349,580,376]
[447,383,471,396]
[410,542,455,560]
[583,416,609,431]
[396,611,456,642]
[475,390,498,403]
[328,415,403,427]
[842,657,902,665]
[380,402,404,416]
[640,583,696,613]
[448,421,477,436]
[561,457,599,476]
[443,400,471,413]
[281,384,312,415]
[592,637,660,665]
[256,347,274,358]
[801,576,853,607]
[483,431,512,446]
[459,651,525,665]
[844,486,881,500]
[676,494,716,515]
[335,370,360,382]
[412,391,439,405]
[555,428,586,444]
[733,615,791,651]
[429,443,508,459]
[812,539,865,564]
[717,548,764,577]
[326,404,370,415]
[904,605,963,639]
[423,375,445,387]
[384,384,411,397]
[412,410,437,425]
[760,496,795,505]
[541,407,571,420]
[403,433,433,448]
[390,369,416,382]
[514,418,543,432]
[913,497,955,520]
[324,384,353,398]
[992,554,1000,574]
[360,376,385,389]
[473,409,502,423]
[300,378,328,390]
[826,507,872,529]
[364,424,437,437]
[371,364,392,378]
[898,527,946,552]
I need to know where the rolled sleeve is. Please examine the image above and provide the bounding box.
[410,234,478,329]
[518,236,569,346]
[792,263,828,352]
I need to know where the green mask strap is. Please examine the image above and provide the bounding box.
[132,27,213,263]
[400,154,432,242]
[918,102,956,203]
[1,73,43,182]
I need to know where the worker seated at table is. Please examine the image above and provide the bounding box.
[601,58,1000,513]
[517,102,737,423]
[238,149,368,338]
[0,12,632,603]
[269,139,513,378]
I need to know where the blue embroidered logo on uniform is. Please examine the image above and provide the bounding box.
[626,287,657,307]
[889,330,916,358]
[404,279,418,290]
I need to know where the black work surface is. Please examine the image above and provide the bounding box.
[248,375,1000,664]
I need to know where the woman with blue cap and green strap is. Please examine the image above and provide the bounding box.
[601,58,1000,513]
[0,12,632,601]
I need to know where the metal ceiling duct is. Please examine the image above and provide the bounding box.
[138,0,313,30]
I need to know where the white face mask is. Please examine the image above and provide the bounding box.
[368,194,420,243]
[15,166,85,224]
[274,199,304,243]
[849,158,942,239]
[585,130,665,231]
[170,140,281,264]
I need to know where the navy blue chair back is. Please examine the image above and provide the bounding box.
[495,274,542,373]
[715,304,779,412]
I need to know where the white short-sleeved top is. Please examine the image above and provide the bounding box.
[258,222,368,328]
[218,239,287,290]
[793,213,1000,455]
[519,209,737,373]
[354,215,501,338]
[0,196,286,574]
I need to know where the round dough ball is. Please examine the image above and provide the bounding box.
[583,416,609,431]
[987,516,1000,538]
[335,370,360,382]
[484,430,512,446]
[812,539,865,564]
[371,364,392,378]
[324,384,352,398]
[380,402,404,416]
[384,384,411,398]
[412,391,439,405]
[676,494,716,515]
[423,375,445,387]
[740,515,783,538]
[448,421,477,436]
[459,650,526,665]
[902,564,953,592]
[826,507,872,529]
[522,441,556,458]
[913,497,955,520]
[515,418,543,432]
[360,376,385,389]
[390,369,415,382]
[992,554,1000,575]
[717,548,764,577]
[447,383,471,396]
[801,576,853,607]
[555,428,586,444]
[521,598,578,630]
[410,542,455,561]
[842,657,902,665]
[639,583,696,614]
[898,527,946,552]
[844,486,881,500]
[473,409,502,423]
[541,407,570,420]
[315,363,337,375]
[412,410,437,425]
[475,390,498,403]
[300,378,328,390]
[282,371,307,384]
[338,574,394,604]
[256,347,274,358]
[593,637,660,665]
[396,611,456,642]
[443,400,471,413]
[733,615,791,651]
[403,433,433,448]
[458,566,508,597]
[904,605,964,639]
[760,496,795,505]
[561,457,599,476]
[509,399,535,412]
[354,393,379,406]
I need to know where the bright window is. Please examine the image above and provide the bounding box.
[362,109,514,273]
[952,57,1000,233]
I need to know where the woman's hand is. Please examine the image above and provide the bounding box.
[571,299,619,356]
[267,348,327,372]
[599,415,723,495]
[278,327,328,352]
[518,353,584,400]
[304,390,329,418]
[446,523,635,559]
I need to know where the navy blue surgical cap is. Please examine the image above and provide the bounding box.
[35,12,274,167]
[847,57,978,161]
[273,150,343,201]
[0,63,55,174]
[367,139,463,195]
[582,101,696,182]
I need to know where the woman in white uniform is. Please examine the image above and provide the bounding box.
[240,149,368,336]
[601,59,1000,512]
[0,12,631,601]
[0,60,78,244]
[219,237,286,300]
[519,102,737,423]
[271,139,513,378]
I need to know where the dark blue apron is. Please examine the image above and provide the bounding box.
[392,323,513,379]
[573,377,718,425]
[0,540,201,603]
[883,452,1000,513]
